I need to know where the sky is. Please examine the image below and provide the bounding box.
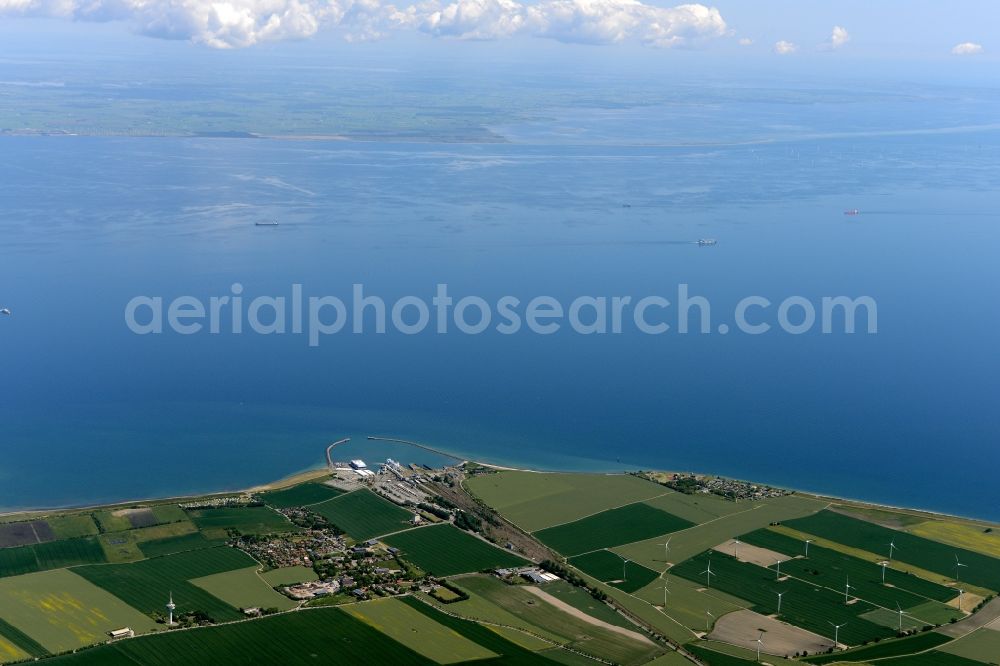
[0,0,997,65]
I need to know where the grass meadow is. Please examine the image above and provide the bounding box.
[385,524,525,576]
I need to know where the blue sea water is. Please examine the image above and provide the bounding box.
[1,89,999,518]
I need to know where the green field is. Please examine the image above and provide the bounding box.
[92,505,183,532]
[446,574,663,664]
[73,546,256,622]
[430,576,567,644]
[632,574,748,634]
[740,528,961,622]
[486,625,555,652]
[312,489,416,540]
[612,495,827,571]
[568,550,661,593]
[671,551,894,645]
[47,598,573,666]
[534,503,694,556]
[259,482,343,508]
[744,528,957,601]
[0,617,45,660]
[689,641,801,666]
[803,630,952,663]
[940,627,1000,663]
[99,521,201,563]
[92,510,135,533]
[541,579,635,629]
[787,511,1000,592]
[0,536,106,578]
[45,606,441,666]
[466,471,668,532]
[0,569,157,653]
[261,565,318,586]
[138,532,222,559]
[877,651,989,666]
[687,644,757,665]
[190,567,297,612]
[186,506,297,537]
[405,593,657,666]
[385,524,526,576]
[641,491,748,525]
[344,597,498,663]
[46,514,100,540]
[909,520,1000,558]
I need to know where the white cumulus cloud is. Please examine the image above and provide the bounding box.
[827,25,849,49]
[737,37,752,46]
[951,42,983,56]
[0,0,729,49]
[773,40,796,55]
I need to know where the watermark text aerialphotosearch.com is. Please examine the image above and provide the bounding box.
[125,283,878,347]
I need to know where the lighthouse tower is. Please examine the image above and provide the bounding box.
[166,592,176,626]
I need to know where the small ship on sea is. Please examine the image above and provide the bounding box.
[844,209,861,216]
[255,220,279,226]
[1,308,11,316]
[696,238,718,246]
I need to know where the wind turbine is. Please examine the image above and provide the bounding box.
[657,578,671,607]
[887,540,899,562]
[733,537,741,560]
[844,575,855,604]
[705,610,715,631]
[955,555,968,584]
[881,561,889,584]
[772,589,786,614]
[701,560,715,588]
[775,558,783,581]
[958,589,965,613]
[755,631,765,662]
[828,621,847,648]
[656,537,672,562]
[621,556,629,583]
[894,602,914,632]
[804,539,814,557]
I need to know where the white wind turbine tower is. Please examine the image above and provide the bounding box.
[774,558,783,581]
[828,621,847,648]
[657,578,671,607]
[755,631,765,662]
[733,537,741,560]
[844,575,855,604]
[954,555,968,584]
[881,561,889,584]
[772,589,786,614]
[958,588,965,613]
[887,540,899,562]
[621,556,630,583]
[166,591,176,626]
[701,560,715,588]
[804,539,814,557]
[894,602,913,632]
[656,537,672,562]
[705,610,715,631]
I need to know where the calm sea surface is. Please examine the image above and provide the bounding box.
[1,95,999,517]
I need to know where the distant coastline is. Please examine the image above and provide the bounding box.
[3,436,997,531]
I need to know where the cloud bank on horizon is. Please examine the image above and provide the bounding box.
[0,0,730,49]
